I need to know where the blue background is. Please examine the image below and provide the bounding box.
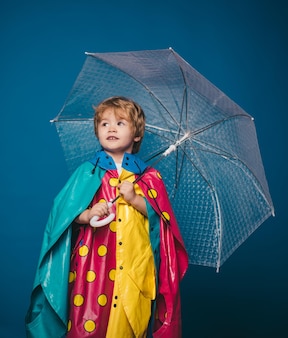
[1,1,287,337]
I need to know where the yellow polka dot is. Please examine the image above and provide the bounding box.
[161,211,170,222]
[98,245,107,256]
[74,294,84,306]
[98,198,106,203]
[157,172,162,179]
[86,270,96,282]
[98,294,107,306]
[109,269,116,281]
[69,271,76,283]
[109,220,117,232]
[84,320,96,333]
[67,319,72,332]
[79,245,89,257]
[109,177,119,187]
[148,188,158,199]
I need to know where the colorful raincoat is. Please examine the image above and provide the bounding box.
[25,151,188,338]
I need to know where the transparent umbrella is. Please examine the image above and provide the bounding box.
[51,48,274,271]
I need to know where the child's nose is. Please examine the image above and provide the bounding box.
[108,124,116,132]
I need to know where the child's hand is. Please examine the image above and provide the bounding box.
[88,202,110,219]
[75,202,110,224]
[118,181,147,216]
[118,181,137,204]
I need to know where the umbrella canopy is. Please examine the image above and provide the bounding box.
[51,48,274,271]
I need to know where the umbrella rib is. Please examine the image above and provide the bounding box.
[176,143,223,271]
[192,138,238,160]
[145,124,182,135]
[192,114,253,136]
[193,138,274,214]
[50,117,94,122]
[169,48,189,131]
[176,72,189,184]
[86,52,186,135]
[179,143,214,190]
[182,136,274,270]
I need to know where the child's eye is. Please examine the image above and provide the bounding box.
[117,121,125,126]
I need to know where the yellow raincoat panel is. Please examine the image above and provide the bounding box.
[106,169,156,337]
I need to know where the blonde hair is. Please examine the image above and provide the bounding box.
[93,96,145,153]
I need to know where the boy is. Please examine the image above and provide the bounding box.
[25,96,188,338]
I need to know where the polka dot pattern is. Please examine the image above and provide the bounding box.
[108,268,115,281]
[73,294,84,307]
[86,270,96,282]
[78,245,89,257]
[98,244,107,257]
[148,188,158,199]
[84,320,96,333]
[98,294,108,306]
[161,211,171,222]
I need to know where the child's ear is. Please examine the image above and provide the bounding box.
[134,136,141,142]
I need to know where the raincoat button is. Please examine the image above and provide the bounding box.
[119,241,122,245]
[118,218,122,222]
[120,265,123,270]
[113,304,117,307]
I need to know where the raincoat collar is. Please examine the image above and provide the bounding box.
[90,150,148,174]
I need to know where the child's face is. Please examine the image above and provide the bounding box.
[97,107,140,160]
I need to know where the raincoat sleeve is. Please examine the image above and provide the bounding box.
[138,169,189,338]
[25,162,105,338]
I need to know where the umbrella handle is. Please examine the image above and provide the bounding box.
[89,201,115,227]
[90,213,115,227]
